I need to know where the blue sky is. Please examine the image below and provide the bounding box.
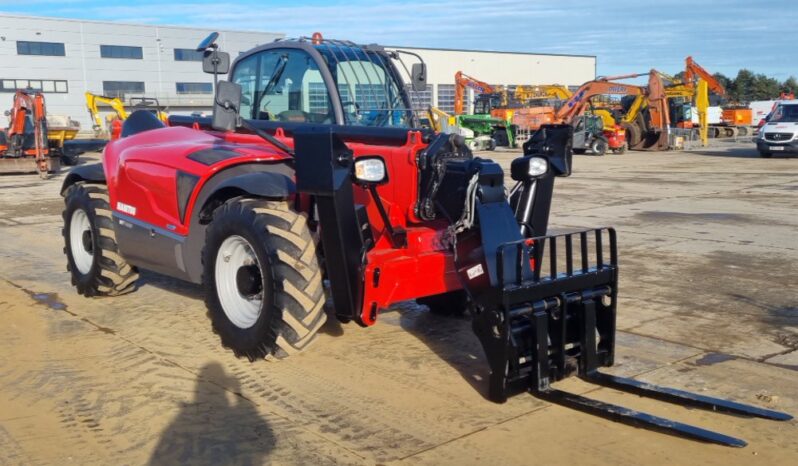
[0,0,794,79]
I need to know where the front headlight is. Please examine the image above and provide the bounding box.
[527,157,548,177]
[353,157,387,184]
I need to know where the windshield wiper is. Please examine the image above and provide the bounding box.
[255,54,289,111]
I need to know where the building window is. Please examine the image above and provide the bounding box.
[437,84,456,114]
[353,84,387,112]
[307,82,329,114]
[102,81,145,98]
[1,79,68,93]
[17,41,65,56]
[100,45,143,59]
[406,84,432,111]
[175,82,212,94]
[174,48,204,61]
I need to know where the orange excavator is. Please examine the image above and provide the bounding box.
[0,89,58,178]
[454,71,501,115]
[551,71,671,151]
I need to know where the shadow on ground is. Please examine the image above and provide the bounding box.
[686,147,798,158]
[149,362,274,465]
[398,305,528,401]
[138,270,205,300]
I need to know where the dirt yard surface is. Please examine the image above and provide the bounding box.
[0,142,796,465]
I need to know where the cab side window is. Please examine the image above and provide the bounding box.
[231,49,332,123]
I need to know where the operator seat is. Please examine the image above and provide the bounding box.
[121,110,166,138]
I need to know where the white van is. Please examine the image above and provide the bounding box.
[756,101,798,157]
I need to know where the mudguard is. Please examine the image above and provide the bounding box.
[60,163,106,195]
[212,171,296,200]
[178,166,296,284]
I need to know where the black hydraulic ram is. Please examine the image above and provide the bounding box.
[446,124,792,447]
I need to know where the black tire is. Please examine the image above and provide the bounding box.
[759,151,772,158]
[622,122,642,148]
[492,129,510,147]
[202,198,326,360]
[417,290,468,316]
[591,138,608,156]
[61,151,79,166]
[62,183,139,297]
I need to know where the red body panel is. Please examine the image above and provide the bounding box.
[603,126,627,150]
[103,125,461,325]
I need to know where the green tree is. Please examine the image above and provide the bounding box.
[730,69,755,102]
[750,73,780,101]
[782,76,798,96]
[713,72,732,93]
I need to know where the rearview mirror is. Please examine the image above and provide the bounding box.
[203,50,230,75]
[212,81,241,132]
[411,63,427,92]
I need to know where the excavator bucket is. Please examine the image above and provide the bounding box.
[430,125,792,447]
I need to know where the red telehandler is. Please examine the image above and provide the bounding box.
[0,89,59,177]
[60,33,791,446]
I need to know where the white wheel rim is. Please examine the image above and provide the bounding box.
[215,235,264,329]
[70,209,94,274]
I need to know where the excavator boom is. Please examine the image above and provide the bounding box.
[85,92,130,137]
[554,79,644,124]
[454,71,496,115]
[684,56,725,96]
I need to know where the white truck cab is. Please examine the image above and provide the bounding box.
[756,100,798,157]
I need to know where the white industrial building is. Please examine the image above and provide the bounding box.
[0,14,596,134]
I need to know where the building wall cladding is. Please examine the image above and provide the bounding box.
[0,14,283,131]
[0,14,595,132]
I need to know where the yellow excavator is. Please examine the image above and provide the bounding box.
[85,92,128,137]
[513,84,571,102]
[85,92,169,138]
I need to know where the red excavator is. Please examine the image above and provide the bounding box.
[0,89,59,177]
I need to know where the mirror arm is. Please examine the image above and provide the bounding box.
[239,118,295,157]
[210,45,220,92]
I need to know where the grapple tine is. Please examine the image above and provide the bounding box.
[535,388,748,448]
[586,372,794,421]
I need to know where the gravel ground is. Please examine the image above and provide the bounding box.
[0,141,795,465]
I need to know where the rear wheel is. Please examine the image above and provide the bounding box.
[612,143,627,154]
[417,290,468,316]
[62,183,139,296]
[203,198,326,360]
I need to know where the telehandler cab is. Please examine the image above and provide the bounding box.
[61,32,791,446]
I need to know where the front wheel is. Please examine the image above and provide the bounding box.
[591,138,608,156]
[203,198,326,360]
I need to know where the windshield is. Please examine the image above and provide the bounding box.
[771,104,798,123]
[315,45,413,128]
